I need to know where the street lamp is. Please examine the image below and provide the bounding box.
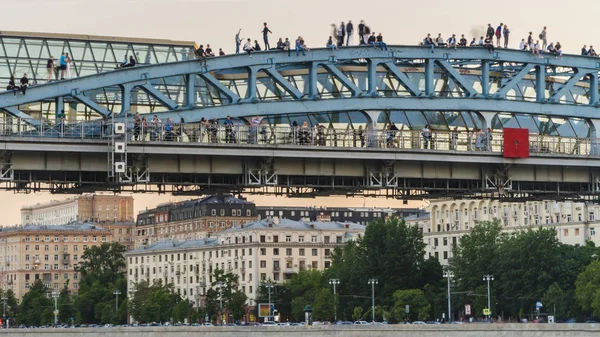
[265,282,274,322]
[216,281,224,325]
[52,291,59,325]
[483,274,494,321]
[113,290,121,311]
[1,295,6,327]
[443,271,454,323]
[329,279,340,322]
[368,279,378,322]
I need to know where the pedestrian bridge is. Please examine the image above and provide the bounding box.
[1,46,600,199]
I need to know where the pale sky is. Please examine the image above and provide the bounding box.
[1,0,596,224]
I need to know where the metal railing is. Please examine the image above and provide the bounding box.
[0,118,595,157]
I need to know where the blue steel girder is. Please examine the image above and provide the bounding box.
[138,83,180,110]
[548,69,596,103]
[71,91,111,117]
[144,97,600,124]
[1,107,40,126]
[2,46,600,121]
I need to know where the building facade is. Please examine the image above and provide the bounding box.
[20,194,134,225]
[125,219,365,314]
[405,199,600,264]
[0,223,115,298]
[134,195,257,248]
[256,206,424,225]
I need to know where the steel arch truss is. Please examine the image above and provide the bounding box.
[2,46,600,125]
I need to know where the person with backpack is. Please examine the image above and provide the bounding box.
[495,23,503,48]
[539,26,547,50]
[364,24,371,45]
[358,20,365,45]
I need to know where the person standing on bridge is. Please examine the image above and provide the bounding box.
[46,56,55,82]
[422,124,432,149]
[59,53,67,80]
[262,22,272,50]
[224,116,234,143]
[486,24,494,39]
[503,25,510,48]
[133,113,141,141]
[346,21,353,46]
[539,26,547,50]
[358,20,365,45]
[338,22,346,47]
[235,29,243,54]
[495,23,503,48]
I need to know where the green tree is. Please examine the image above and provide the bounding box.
[495,228,563,318]
[542,282,570,319]
[256,282,292,321]
[17,280,52,326]
[352,306,364,321]
[74,242,128,324]
[391,288,430,322]
[0,289,19,319]
[58,284,75,324]
[575,260,600,317]
[328,217,431,319]
[203,268,247,323]
[129,279,182,323]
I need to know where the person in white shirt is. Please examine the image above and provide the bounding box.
[243,38,254,56]
[519,39,527,51]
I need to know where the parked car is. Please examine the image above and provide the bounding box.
[354,321,371,325]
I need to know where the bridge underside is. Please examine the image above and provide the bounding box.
[1,139,599,201]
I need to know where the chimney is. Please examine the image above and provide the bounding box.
[309,224,315,229]
[345,224,349,229]
[268,223,273,228]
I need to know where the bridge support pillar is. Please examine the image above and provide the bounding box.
[425,59,434,96]
[535,65,546,102]
[120,84,134,115]
[185,74,196,108]
[479,112,495,131]
[589,74,598,106]
[308,63,318,99]
[54,97,63,119]
[366,59,377,96]
[481,61,489,97]
[590,119,600,155]
[365,111,381,147]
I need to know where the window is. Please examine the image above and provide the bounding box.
[220,209,225,216]
[311,236,317,243]
[273,248,279,256]
[336,236,342,244]
[285,235,291,242]
[591,213,596,221]
[298,236,304,243]
[260,261,266,268]
[563,229,569,236]
[299,249,305,256]
[591,228,596,236]
[286,248,292,256]
[312,249,318,256]
[443,251,448,259]
[260,235,266,243]
[260,248,266,256]
[575,228,580,236]
[260,273,266,281]
[246,209,251,216]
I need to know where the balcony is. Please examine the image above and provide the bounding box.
[273,266,281,272]
[62,258,70,265]
[34,259,40,265]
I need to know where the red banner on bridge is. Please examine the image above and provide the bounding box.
[503,128,529,158]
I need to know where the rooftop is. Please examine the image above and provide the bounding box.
[128,237,219,254]
[139,195,254,214]
[0,30,195,47]
[226,218,365,232]
[0,222,110,233]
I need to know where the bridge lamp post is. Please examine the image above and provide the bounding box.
[216,281,224,325]
[113,290,121,312]
[329,279,340,322]
[368,279,378,322]
[52,291,59,325]
[443,271,454,323]
[265,282,274,322]
[483,274,494,321]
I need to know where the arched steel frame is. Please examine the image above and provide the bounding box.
[1,45,600,134]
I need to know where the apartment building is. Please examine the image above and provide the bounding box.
[134,195,257,248]
[21,194,134,225]
[405,199,600,264]
[124,219,365,310]
[0,223,114,298]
